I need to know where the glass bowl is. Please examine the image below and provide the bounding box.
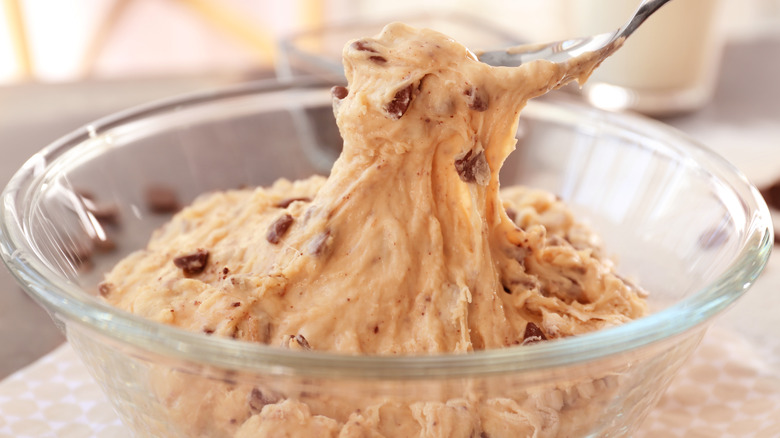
[0,78,772,437]
[276,12,522,82]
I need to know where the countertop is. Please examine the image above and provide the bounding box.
[0,74,255,379]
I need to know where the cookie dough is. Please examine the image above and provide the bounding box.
[101,23,646,437]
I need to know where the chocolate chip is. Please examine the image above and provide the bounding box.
[470,95,488,111]
[173,249,209,275]
[454,150,490,185]
[97,281,113,297]
[274,197,311,209]
[283,333,313,350]
[351,40,377,53]
[293,334,311,350]
[760,179,780,210]
[522,322,548,345]
[248,388,281,413]
[385,84,414,120]
[464,86,489,111]
[144,184,180,214]
[266,213,294,244]
[87,202,120,225]
[231,302,241,307]
[331,86,348,100]
[369,55,387,64]
[464,87,489,112]
[308,230,331,256]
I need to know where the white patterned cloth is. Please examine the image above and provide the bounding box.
[0,343,126,437]
[1,322,778,438]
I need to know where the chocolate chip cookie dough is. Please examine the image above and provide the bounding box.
[101,23,646,437]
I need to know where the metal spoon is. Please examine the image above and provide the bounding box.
[478,0,673,67]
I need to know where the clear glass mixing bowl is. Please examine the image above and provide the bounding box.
[0,78,772,437]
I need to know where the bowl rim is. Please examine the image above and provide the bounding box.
[276,11,523,79]
[0,78,773,379]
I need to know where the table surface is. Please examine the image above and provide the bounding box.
[0,73,268,380]
[0,33,778,433]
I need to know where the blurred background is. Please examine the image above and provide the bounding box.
[1,0,779,84]
[0,0,779,380]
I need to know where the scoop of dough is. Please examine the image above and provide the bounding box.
[99,22,648,438]
[103,23,645,356]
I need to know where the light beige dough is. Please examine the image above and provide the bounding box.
[102,23,646,437]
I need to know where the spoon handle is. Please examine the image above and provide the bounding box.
[622,0,674,37]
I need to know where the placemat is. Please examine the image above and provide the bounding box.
[1,324,778,438]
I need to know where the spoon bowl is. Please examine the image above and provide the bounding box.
[478,0,673,67]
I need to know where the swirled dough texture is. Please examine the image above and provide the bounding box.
[102,23,646,437]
